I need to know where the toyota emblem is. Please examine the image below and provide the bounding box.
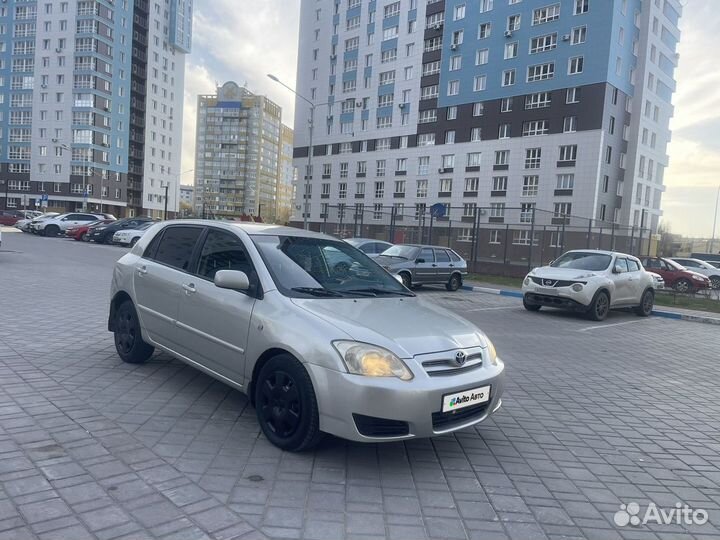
[455,351,467,366]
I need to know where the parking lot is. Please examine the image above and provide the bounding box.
[1,228,720,540]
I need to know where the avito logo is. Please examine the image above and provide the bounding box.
[449,391,485,408]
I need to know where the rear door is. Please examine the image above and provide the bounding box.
[174,228,257,383]
[626,259,646,302]
[433,249,452,281]
[133,225,204,349]
[414,247,436,282]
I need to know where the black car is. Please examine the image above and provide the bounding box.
[88,217,155,244]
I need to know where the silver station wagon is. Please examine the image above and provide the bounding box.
[108,221,504,451]
[374,244,468,291]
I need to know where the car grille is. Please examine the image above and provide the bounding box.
[421,352,482,377]
[353,414,409,437]
[432,402,490,431]
[530,276,585,288]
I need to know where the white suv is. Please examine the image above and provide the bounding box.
[522,250,656,321]
[31,212,105,237]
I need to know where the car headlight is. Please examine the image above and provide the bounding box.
[484,337,499,366]
[333,341,413,381]
[571,283,584,292]
[692,275,703,281]
[96,226,107,230]
[524,276,531,286]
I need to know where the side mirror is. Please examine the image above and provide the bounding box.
[214,270,250,291]
[613,265,624,274]
[416,258,425,264]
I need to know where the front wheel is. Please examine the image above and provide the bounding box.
[587,290,610,321]
[446,273,462,292]
[114,301,154,364]
[44,225,60,237]
[710,276,720,290]
[635,289,654,317]
[399,272,412,289]
[81,233,90,242]
[673,278,692,293]
[129,237,140,247]
[523,296,541,312]
[255,355,322,452]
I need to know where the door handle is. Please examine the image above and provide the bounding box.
[432,264,437,267]
[182,283,196,294]
[137,265,147,276]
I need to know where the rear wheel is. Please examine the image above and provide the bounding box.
[446,273,462,291]
[587,290,610,321]
[673,278,692,293]
[255,355,322,452]
[114,301,154,364]
[44,225,60,237]
[635,289,654,317]
[710,276,720,290]
[523,296,541,312]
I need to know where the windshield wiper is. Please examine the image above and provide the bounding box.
[342,287,414,297]
[380,254,408,260]
[291,287,345,298]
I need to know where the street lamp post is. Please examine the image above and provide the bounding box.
[163,169,194,221]
[267,74,326,231]
[711,185,720,253]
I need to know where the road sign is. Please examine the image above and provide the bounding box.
[41,194,49,202]
[430,203,446,218]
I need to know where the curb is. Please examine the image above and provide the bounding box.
[461,285,720,326]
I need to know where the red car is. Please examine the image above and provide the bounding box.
[65,219,115,241]
[640,257,712,293]
[0,210,33,226]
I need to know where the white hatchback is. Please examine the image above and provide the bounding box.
[522,250,657,321]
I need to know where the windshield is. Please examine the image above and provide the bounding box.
[378,245,419,259]
[551,252,612,271]
[251,235,413,298]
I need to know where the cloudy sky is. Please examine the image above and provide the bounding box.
[180,0,719,238]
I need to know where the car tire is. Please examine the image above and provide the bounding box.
[254,354,322,452]
[673,278,692,294]
[635,289,654,317]
[44,225,60,237]
[81,233,90,242]
[114,301,154,364]
[399,272,412,289]
[523,296,541,312]
[710,276,720,290]
[446,273,462,291]
[587,290,610,321]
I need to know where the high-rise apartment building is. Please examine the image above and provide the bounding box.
[277,124,296,224]
[0,0,192,217]
[293,0,681,233]
[194,82,292,223]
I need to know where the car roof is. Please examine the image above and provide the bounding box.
[396,243,458,251]
[345,237,390,243]
[157,220,334,240]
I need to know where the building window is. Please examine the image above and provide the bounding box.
[563,116,577,133]
[439,178,453,193]
[568,56,584,74]
[471,127,482,142]
[566,87,580,103]
[473,75,487,92]
[557,174,575,190]
[498,124,511,139]
[602,175,609,193]
[525,92,551,109]
[527,62,554,82]
[489,230,501,244]
[340,162,349,178]
[495,150,509,166]
[490,203,506,218]
[418,133,435,146]
[475,49,489,65]
[374,181,385,198]
[478,23,491,39]
[525,148,541,169]
[571,26,587,44]
[447,106,457,120]
[449,55,462,71]
[464,177,479,193]
[394,180,405,195]
[502,69,516,86]
[467,152,481,167]
[507,14,521,31]
[533,4,560,25]
[554,202,572,218]
[574,0,589,15]
[500,98,513,112]
[396,158,407,172]
[522,176,539,197]
[520,203,535,223]
[473,102,484,116]
[559,145,578,162]
[522,120,548,136]
[530,33,557,54]
[492,176,508,191]
[453,3,466,20]
[447,81,459,96]
[504,42,518,59]
[416,180,428,198]
[442,154,455,169]
[605,145,613,164]
[376,160,386,176]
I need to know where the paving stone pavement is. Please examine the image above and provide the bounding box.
[1,230,720,539]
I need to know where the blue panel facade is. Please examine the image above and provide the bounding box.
[438,0,636,107]
[170,0,193,53]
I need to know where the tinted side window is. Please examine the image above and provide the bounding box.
[614,258,629,273]
[196,229,253,280]
[434,249,450,263]
[628,260,641,272]
[152,226,203,271]
[643,258,660,269]
[420,248,434,262]
[448,250,461,262]
[359,243,375,254]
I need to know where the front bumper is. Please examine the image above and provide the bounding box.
[522,283,593,309]
[305,358,504,442]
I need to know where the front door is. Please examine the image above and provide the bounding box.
[610,257,634,304]
[175,228,257,384]
[414,247,436,282]
[133,225,204,348]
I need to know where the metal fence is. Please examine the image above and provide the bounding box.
[299,205,657,276]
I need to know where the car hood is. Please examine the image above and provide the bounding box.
[373,255,411,268]
[529,266,605,280]
[687,271,710,281]
[290,296,488,358]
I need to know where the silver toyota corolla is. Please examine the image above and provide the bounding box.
[108,221,504,451]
